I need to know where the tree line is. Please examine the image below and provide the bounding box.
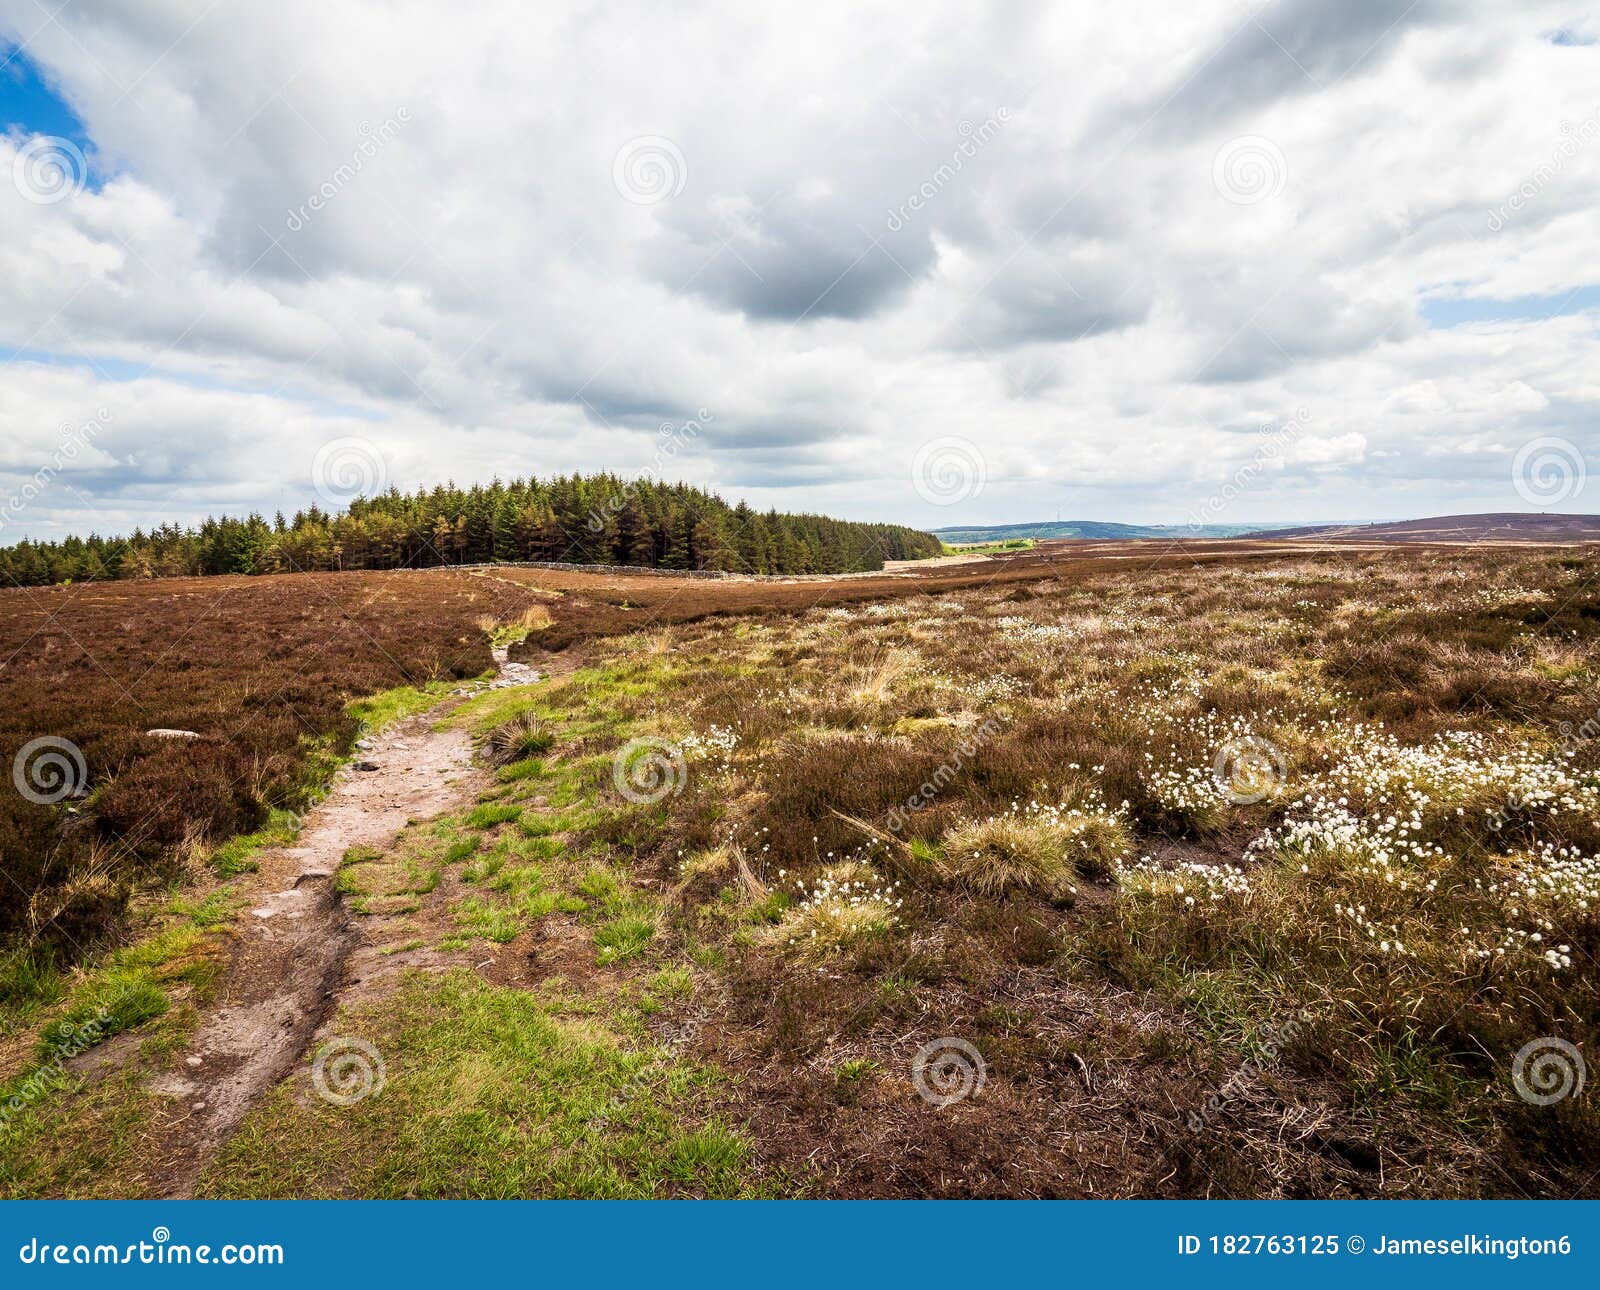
[0,474,943,585]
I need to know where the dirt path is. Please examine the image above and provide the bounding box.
[143,662,538,1196]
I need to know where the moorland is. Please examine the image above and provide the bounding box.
[2,537,1598,1198]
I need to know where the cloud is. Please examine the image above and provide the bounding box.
[0,0,1597,534]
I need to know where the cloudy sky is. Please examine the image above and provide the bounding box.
[2,0,1599,538]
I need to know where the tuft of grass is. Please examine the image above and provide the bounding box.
[940,815,1076,897]
[767,862,899,962]
[487,714,555,765]
[595,916,655,965]
[466,803,523,830]
[346,681,457,735]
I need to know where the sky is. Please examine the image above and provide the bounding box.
[1,0,1599,539]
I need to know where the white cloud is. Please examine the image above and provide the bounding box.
[2,0,1599,536]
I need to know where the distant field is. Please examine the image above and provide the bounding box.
[941,538,1036,555]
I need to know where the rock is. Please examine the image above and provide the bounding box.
[355,761,380,772]
[146,728,202,739]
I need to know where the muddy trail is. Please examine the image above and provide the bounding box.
[140,655,544,1197]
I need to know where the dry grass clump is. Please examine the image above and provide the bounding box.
[767,860,901,962]
[486,713,555,764]
[940,790,1132,896]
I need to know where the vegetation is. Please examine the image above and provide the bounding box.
[6,541,1600,1198]
[0,474,940,585]
[0,569,538,955]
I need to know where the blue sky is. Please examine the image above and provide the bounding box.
[1,2,1599,540]
[0,43,97,180]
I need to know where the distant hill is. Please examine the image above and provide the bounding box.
[933,520,1287,543]
[1249,513,1600,543]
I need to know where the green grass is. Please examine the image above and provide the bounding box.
[497,757,546,783]
[347,680,462,734]
[196,971,782,1198]
[595,916,655,966]
[0,945,62,1013]
[467,803,523,830]
[209,807,302,877]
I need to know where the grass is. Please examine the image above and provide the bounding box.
[196,970,779,1198]
[209,807,301,877]
[510,544,1600,1196]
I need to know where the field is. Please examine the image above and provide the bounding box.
[2,540,1599,1197]
[0,570,546,949]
